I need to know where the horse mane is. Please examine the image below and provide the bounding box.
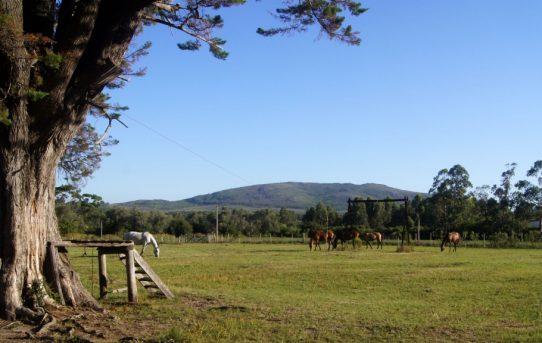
[146,232,159,249]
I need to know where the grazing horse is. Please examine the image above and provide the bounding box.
[441,231,461,252]
[332,228,361,250]
[309,230,327,251]
[123,231,160,257]
[361,232,383,249]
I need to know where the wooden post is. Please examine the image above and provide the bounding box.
[125,246,138,303]
[98,251,108,299]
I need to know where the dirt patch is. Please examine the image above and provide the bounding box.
[208,305,249,312]
[181,293,221,310]
[0,305,158,342]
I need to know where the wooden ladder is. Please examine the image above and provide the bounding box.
[119,251,174,299]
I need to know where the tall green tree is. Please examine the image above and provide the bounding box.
[0,0,365,319]
[491,163,520,234]
[250,209,280,235]
[514,160,542,227]
[428,164,473,233]
[366,197,386,230]
[167,213,192,237]
[411,194,425,240]
[278,208,300,235]
[302,202,337,231]
[343,197,369,228]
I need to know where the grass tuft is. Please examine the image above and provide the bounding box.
[396,245,414,253]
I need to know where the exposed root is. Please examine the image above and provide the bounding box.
[0,320,19,330]
[34,313,57,336]
[15,305,46,324]
[2,305,138,342]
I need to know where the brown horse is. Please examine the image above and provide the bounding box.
[361,232,383,249]
[309,229,336,251]
[332,228,361,250]
[326,229,335,251]
[441,231,461,252]
[309,230,327,251]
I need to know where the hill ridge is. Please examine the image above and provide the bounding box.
[116,182,424,212]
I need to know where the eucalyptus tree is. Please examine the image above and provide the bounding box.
[491,163,520,234]
[411,194,424,240]
[514,160,542,227]
[0,0,366,320]
[428,164,473,233]
[366,198,386,230]
[342,197,369,228]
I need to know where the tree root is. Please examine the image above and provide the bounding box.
[15,306,46,324]
[34,313,57,336]
[63,314,106,338]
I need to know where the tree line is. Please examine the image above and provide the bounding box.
[57,161,542,243]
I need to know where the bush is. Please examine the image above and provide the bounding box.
[489,232,517,248]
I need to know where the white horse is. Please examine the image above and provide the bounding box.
[123,231,160,257]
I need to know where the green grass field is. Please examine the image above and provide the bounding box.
[70,243,542,342]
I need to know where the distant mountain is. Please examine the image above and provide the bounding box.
[116,182,424,212]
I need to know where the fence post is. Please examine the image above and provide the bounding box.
[126,246,138,303]
[98,251,108,299]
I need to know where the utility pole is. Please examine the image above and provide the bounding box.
[216,205,219,242]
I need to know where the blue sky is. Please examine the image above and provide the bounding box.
[82,0,542,203]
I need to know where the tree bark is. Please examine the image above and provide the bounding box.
[0,0,152,320]
[0,132,100,320]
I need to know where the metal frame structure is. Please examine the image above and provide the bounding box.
[347,196,411,245]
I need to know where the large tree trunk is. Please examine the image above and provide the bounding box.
[0,125,99,320]
[0,0,152,320]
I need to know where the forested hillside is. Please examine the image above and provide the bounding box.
[118,182,422,211]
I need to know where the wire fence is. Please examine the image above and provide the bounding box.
[63,232,542,249]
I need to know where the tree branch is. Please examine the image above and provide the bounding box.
[142,14,226,55]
